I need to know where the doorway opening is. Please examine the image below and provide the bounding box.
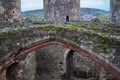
[66,16,69,22]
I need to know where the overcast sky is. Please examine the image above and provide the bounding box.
[21,0,110,11]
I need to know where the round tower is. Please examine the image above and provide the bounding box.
[44,0,80,22]
[1,0,21,24]
[110,0,120,25]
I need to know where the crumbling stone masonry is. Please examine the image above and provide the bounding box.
[44,0,80,22]
[0,0,21,24]
[110,0,120,25]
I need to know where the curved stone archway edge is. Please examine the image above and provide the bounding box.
[0,37,120,79]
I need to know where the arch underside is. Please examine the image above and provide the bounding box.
[0,37,120,79]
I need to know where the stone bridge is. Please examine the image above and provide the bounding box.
[0,23,120,79]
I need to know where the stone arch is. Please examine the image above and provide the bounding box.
[0,37,120,79]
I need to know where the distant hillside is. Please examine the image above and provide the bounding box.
[80,8,109,16]
[22,9,43,17]
[22,8,109,17]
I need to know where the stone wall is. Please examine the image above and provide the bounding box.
[110,0,120,25]
[44,0,80,22]
[0,71,6,80]
[35,45,100,80]
[22,52,36,80]
[35,45,65,80]
[0,52,36,80]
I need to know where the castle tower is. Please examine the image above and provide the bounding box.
[44,0,80,22]
[0,0,21,25]
[110,0,120,25]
